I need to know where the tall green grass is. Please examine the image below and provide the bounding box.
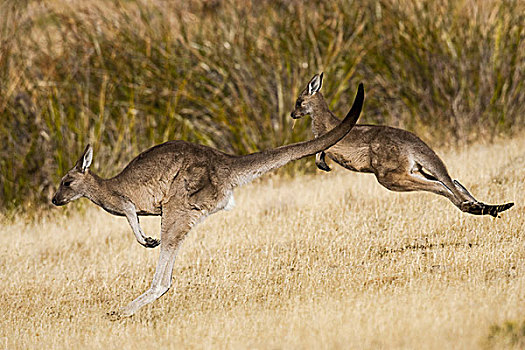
[0,0,523,212]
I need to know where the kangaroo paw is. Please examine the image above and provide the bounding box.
[143,236,160,248]
[316,161,332,172]
[315,152,331,172]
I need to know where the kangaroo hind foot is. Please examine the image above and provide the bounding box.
[454,180,514,217]
[460,201,514,218]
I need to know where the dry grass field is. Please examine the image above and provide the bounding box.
[1,135,524,349]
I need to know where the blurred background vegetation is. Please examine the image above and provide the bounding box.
[0,0,523,213]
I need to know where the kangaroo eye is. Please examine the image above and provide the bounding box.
[63,180,72,187]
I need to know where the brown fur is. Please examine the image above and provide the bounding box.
[291,74,513,217]
[51,82,365,318]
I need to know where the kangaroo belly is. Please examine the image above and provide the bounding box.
[134,198,163,216]
[327,147,373,173]
[222,192,235,211]
[137,208,162,216]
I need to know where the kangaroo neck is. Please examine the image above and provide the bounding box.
[311,97,341,137]
[312,111,341,137]
[83,171,112,208]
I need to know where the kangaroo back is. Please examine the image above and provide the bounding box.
[230,83,364,186]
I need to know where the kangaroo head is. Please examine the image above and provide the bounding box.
[52,144,93,206]
[290,72,324,120]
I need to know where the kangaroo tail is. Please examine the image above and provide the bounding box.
[230,83,364,186]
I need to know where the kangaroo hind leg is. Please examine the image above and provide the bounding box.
[405,162,458,200]
[410,161,490,214]
[376,167,457,204]
[453,180,476,202]
[111,207,200,319]
[453,180,514,217]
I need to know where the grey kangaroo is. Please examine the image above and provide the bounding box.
[52,82,364,318]
[291,73,513,217]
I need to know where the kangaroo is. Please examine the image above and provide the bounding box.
[51,82,364,318]
[291,73,513,217]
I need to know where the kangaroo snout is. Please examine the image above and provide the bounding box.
[51,194,65,206]
[290,111,303,119]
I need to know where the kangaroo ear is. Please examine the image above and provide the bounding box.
[76,144,93,173]
[307,72,323,95]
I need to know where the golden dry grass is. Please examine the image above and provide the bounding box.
[1,135,524,349]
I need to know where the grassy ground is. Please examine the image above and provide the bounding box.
[1,135,523,349]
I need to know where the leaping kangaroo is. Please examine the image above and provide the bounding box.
[291,73,513,217]
[51,82,364,318]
